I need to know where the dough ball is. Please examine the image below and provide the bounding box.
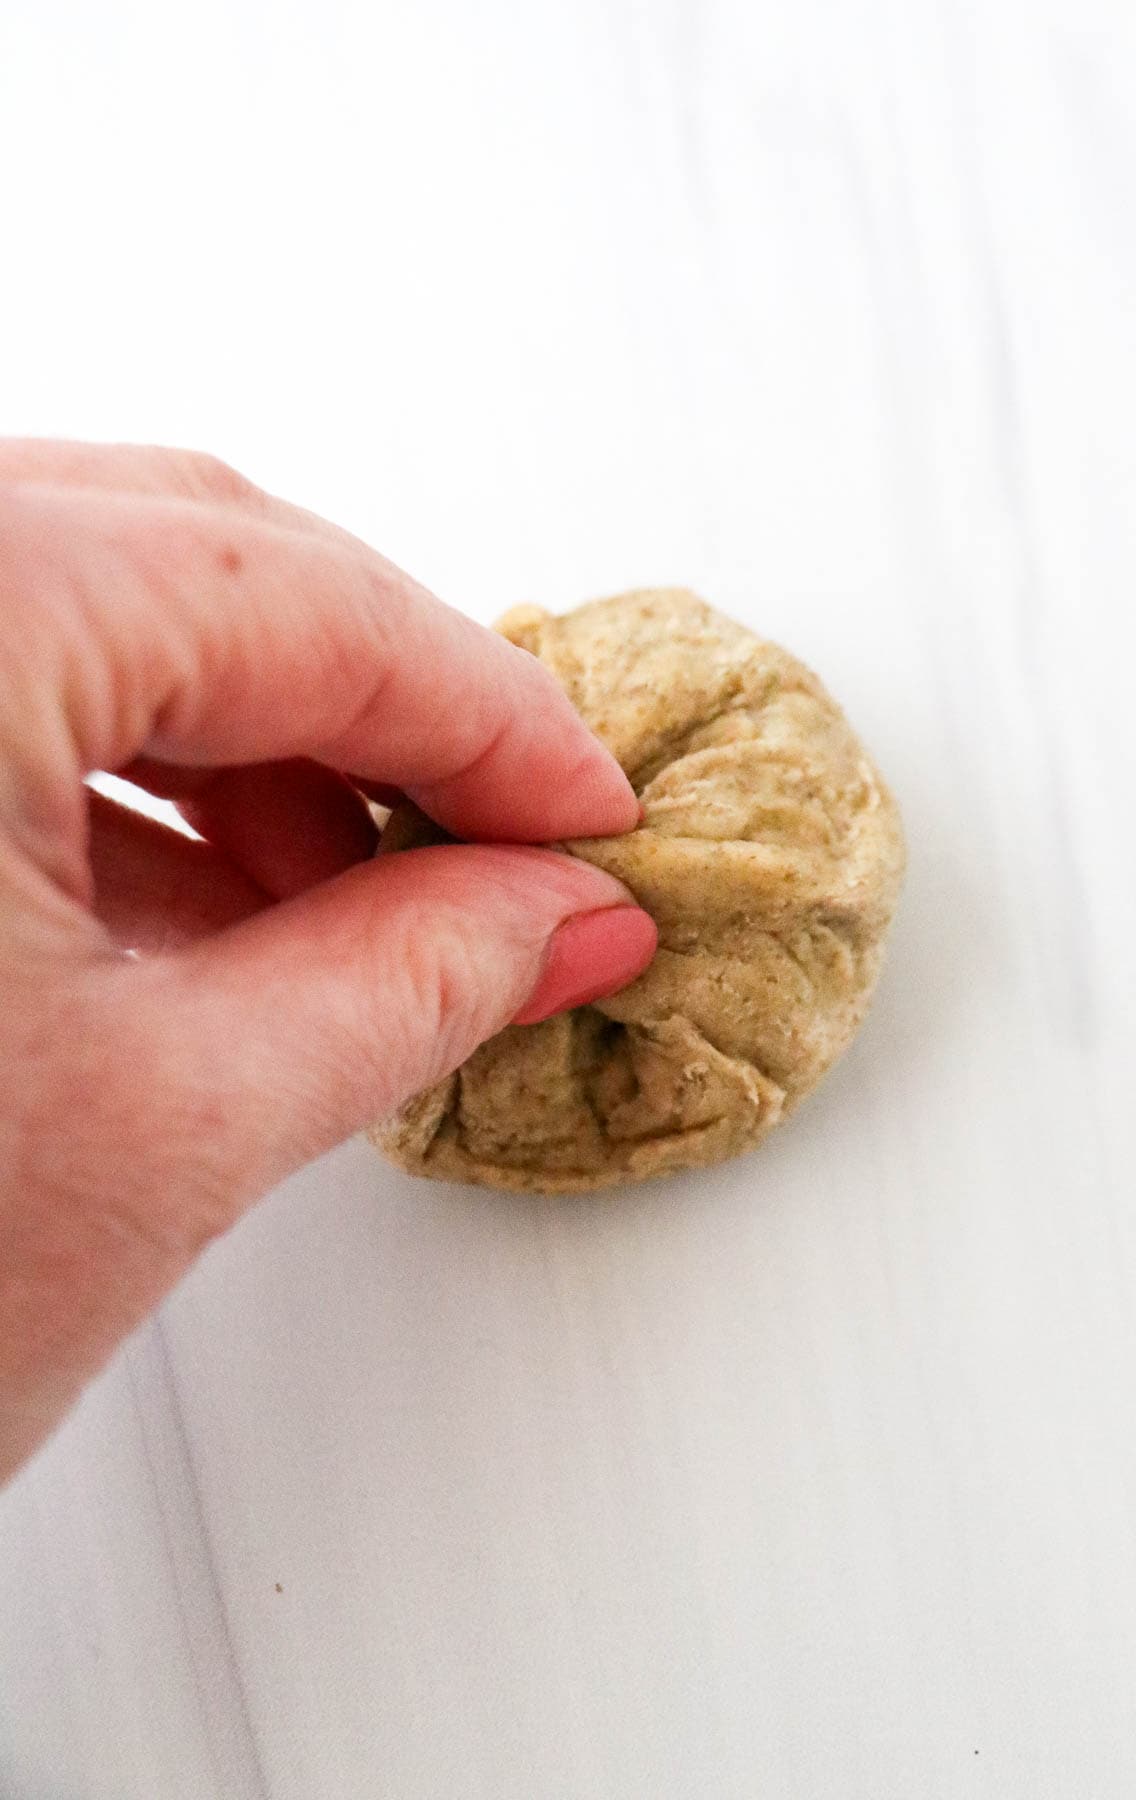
[369,589,904,1193]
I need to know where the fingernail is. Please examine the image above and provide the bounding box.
[513,906,658,1025]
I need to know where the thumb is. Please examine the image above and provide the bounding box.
[4,848,654,1475]
[126,843,657,1206]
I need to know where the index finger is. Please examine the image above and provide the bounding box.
[2,483,639,843]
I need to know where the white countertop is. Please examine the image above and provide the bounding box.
[2,1,1135,1795]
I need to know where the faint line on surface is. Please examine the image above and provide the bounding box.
[128,1318,272,1800]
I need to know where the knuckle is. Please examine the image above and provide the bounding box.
[178,449,261,508]
[394,920,499,1088]
[331,904,498,1118]
[0,487,74,675]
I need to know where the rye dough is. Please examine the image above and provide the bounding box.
[370,589,905,1193]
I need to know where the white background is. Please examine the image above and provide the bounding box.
[2,1,1135,1795]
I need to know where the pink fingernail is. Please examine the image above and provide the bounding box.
[513,906,657,1025]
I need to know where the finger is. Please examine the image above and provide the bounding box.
[122,757,378,899]
[122,757,402,820]
[140,845,657,1188]
[0,439,229,501]
[88,791,269,948]
[5,482,639,844]
[0,438,351,546]
[4,850,656,1471]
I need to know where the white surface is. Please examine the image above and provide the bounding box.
[2,1,1135,1795]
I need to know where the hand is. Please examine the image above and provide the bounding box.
[0,441,656,1481]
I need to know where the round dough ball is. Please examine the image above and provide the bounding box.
[369,589,904,1193]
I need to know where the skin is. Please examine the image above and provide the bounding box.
[0,440,657,1483]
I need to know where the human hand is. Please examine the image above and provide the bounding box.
[0,441,656,1481]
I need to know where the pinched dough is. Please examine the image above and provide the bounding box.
[369,589,904,1193]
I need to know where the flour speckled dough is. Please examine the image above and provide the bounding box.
[369,589,905,1193]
